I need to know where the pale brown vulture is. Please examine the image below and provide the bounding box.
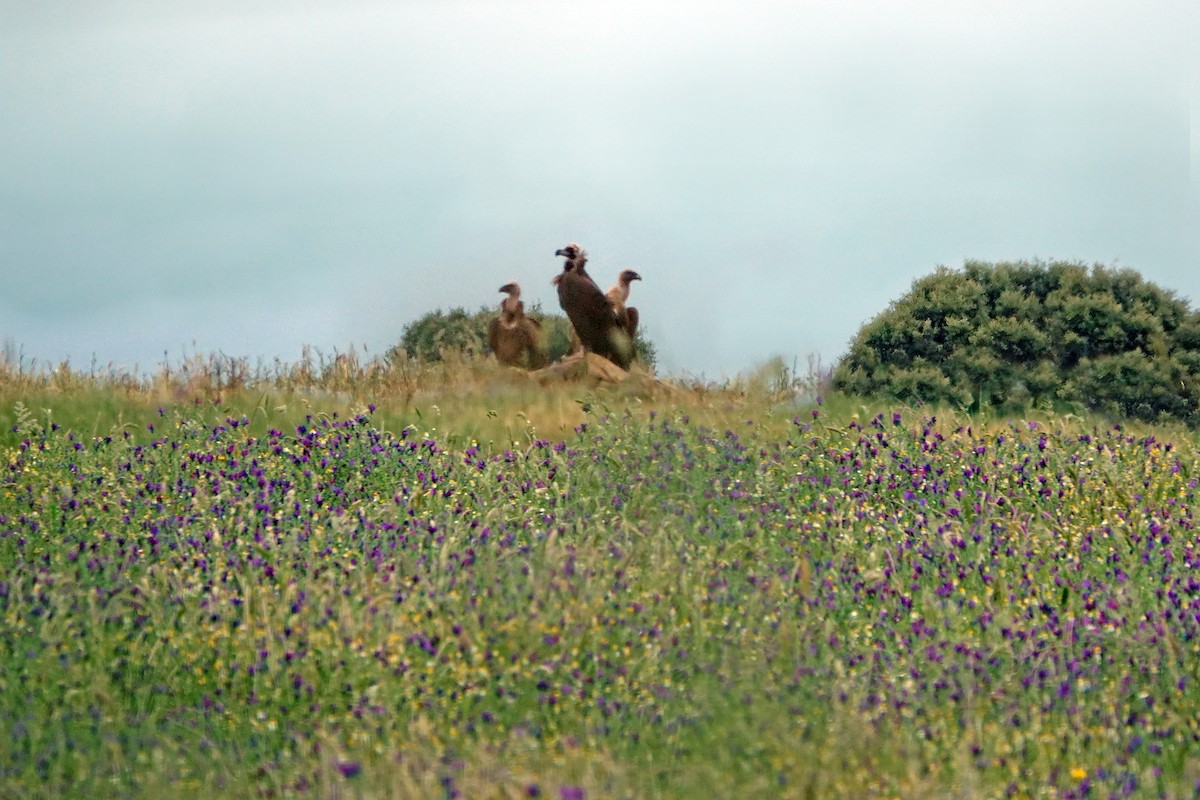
[606,269,642,340]
[553,244,633,369]
[487,282,547,368]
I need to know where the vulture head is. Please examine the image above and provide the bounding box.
[607,269,642,304]
[498,281,523,317]
[555,243,590,275]
[554,243,583,261]
[553,243,583,286]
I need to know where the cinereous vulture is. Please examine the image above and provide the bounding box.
[553,244,633,369]
[487,282,547,368]
[606,269,642,340]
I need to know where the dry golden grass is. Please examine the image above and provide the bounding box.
[0,345,828,453]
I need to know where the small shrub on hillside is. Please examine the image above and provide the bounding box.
[394,307,491,360]
[833,260,1200,426]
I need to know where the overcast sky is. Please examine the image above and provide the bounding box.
[2,1,1197,378]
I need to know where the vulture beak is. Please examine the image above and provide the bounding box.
[499,283,516,294]
[554,248,568,257]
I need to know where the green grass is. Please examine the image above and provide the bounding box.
[3,353,1200,798]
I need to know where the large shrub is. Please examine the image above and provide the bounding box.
[833,260,1200,426]
[392,305,658,370]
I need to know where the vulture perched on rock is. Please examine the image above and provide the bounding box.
[554,244,634,370]
[487,282,546,368]
[606,269,642,340]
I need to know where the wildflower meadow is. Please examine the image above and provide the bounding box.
[3,382,1200,797]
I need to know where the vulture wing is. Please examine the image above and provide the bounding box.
[559,270,632,369]
[487,316,502,356]
[520,317,548,368]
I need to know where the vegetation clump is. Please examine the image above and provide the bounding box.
[833,260,1200,426]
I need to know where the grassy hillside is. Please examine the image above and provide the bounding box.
[0,349,837,454]
[3,351,1199,798]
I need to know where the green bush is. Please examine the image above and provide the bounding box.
[833,260,1200,426]
[393,307,490,359]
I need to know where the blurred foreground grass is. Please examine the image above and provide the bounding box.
[4,381,1200,798]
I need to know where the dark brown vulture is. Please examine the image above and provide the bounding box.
[606,269,642,340]
[487,282,547,368]
[553,244,633,369]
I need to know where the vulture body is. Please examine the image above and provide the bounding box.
[487,282,547,368]
[606,269,642,340]
[553,244,633,370]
